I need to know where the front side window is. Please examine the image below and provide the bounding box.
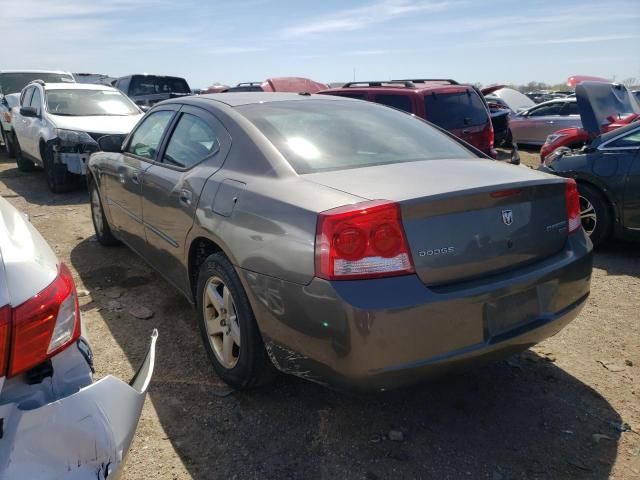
[20,87,34,107]
[29,88,42,114]
[607,129,640,148]
[560,102,580,116]
[126,110,174,159]
[527,103,564,117]
[163,113,218,168]
[46,89,140,116]
[373,94,413,113]
[237,99,476,174]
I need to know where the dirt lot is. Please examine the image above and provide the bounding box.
[0,148,638,479]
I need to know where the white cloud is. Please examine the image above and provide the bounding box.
[280,0,452,38]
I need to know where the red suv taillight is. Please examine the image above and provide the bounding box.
[5,263,80,377]
[315,200,415,280]
[565,179,581,233]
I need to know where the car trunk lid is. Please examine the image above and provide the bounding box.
[576,81,640,135]
[305,159,569,286]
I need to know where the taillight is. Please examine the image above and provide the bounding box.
[315,200,415,280]
[488,125,494,149]
[0,306,11,376]
[565,179,581,233]
[8,263,80,377]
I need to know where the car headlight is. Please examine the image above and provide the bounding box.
[544,147,571,166]
[54,129,98,153]
[544,133,567,145]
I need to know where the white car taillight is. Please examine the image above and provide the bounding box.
[8,263,80,376]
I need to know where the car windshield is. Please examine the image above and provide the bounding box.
[129,76,190,96]
[424,90,488,130]
[0,72,74,95]
[237,99,476,174]
[45,89,140,116]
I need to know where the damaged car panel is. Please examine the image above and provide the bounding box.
[10,81,143,192]
[0,196,157,479]
[540,82,640,163]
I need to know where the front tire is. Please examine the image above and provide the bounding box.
[196,253,276,390]
[2,129,16,158]
[89,180,120,246]
[578,183,611,247]
[43,144,73,193]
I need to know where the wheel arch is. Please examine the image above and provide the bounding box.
[573,175,619,225]
[187,236,227,302]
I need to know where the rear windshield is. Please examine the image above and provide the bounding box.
[237,100,476,174]
[129,76,190,96]
[424,90,488,129]
[46,89,140,116]
[0,72,74,95]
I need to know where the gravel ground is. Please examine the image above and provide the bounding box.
[0,147,638,480]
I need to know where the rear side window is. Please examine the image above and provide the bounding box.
[424,90,488,129]
[373,94,413,113]
[126,110,174,159]
[527,103,564,117]
[330,92,367,100]
[163,113,218,168]
[560,102,579,115]
[237,99,476,174]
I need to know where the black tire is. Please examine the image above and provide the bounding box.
[89,180,120,246]
[502,129,513,147]
[196,253,276,390]
[42,144,73,193]
[578,183,611,247]
[2,129,16,158]
[14,139,37,172]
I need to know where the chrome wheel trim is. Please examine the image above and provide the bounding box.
[91,188,104,236]
[579,194,597,236]
[203,276,240,369]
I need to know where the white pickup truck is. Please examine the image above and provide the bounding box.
[11,81,143,192]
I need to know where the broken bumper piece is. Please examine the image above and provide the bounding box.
[0,329,158,480]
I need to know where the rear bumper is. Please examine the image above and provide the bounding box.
[241,232,593,391]
[0,330,157,480]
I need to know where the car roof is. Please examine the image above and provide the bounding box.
[0,69,72,75]
[190,92,355,107]
[321,81,470,95]
[40,83,119,91]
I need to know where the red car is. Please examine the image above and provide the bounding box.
[224,77,328,93]
[319,79,496,158]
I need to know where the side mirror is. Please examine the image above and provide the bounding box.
[20,106,39,118]
[97,134,125,153]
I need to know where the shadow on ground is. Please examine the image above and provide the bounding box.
[594,239,640,278]
[0,148,87,206]
[69,236,623,480]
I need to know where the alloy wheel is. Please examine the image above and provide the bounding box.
[91,188,104,236]
[203,276,241,369]
[579,194,597,236]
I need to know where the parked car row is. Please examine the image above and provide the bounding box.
[1,69,620,477]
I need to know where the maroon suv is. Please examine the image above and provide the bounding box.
[319,79,496,157]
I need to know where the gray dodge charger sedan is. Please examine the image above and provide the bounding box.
[88,93,593,391]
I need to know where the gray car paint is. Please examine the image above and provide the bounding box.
[510,99,582,146]
[89,92,593,389]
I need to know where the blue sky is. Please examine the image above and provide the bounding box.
[2,0,639,89]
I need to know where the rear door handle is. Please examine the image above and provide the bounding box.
[546,121,555,124]
[131,172,140,185]
[179,188,192,206]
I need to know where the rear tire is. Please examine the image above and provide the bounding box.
[2,129,16,158]
[14,139,36,172]
[578,183,611,247]
[89,180,120,246]
[42,144,73,193]
[196,252,276,390]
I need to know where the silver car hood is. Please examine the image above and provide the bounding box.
[575,81,640,135]
[0,196,58,307]
[491,88,535,112]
